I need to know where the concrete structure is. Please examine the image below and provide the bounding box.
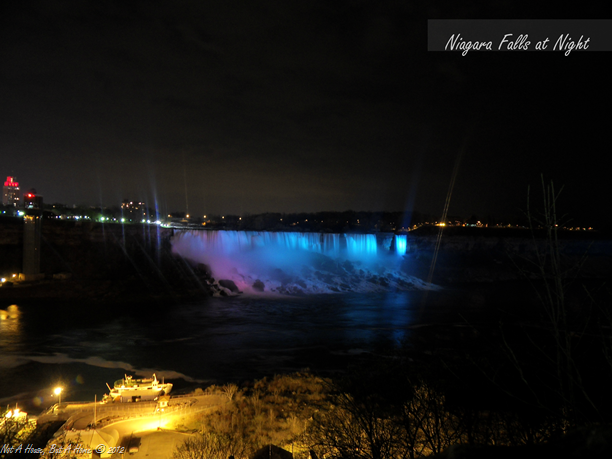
[2,176,20,207]
[36,394,225,459]
[64,428,119,458]
[22,215,42,277]
[157,396,170,409]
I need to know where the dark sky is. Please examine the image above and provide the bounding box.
[1,1,609,226]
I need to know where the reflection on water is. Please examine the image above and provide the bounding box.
[0,304,22,351]
[342,292,415,342]
[0,292,444,404]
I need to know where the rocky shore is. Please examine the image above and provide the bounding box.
[0,218,215,303]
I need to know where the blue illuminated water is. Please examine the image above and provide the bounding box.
[173,230,406,258]
[395,234,407,255]
[171,230,414,294]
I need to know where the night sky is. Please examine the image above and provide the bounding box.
[1,2,609,226]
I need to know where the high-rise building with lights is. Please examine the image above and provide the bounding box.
[121,200,147,222]
[2,176,20,207]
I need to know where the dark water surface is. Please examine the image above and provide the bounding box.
[0,289,492,411]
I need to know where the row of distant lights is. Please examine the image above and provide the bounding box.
[11,213,162,225]
[173,215,241,221]
[97,217,162,225]
[4,211,596,231]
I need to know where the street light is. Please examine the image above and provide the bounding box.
[54,387,63,408]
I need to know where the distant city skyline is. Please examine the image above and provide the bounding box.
[2,2,609,228]
[0,169,604,230]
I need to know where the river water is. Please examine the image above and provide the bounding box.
[0,289,476,411]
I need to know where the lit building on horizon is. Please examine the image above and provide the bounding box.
[2,176,20,207]
[23,189,43,210]
[121,200,147,222]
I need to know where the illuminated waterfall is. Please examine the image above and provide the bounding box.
[171,230,415,294]
[395,234,407,256]
[172,230,405,259]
